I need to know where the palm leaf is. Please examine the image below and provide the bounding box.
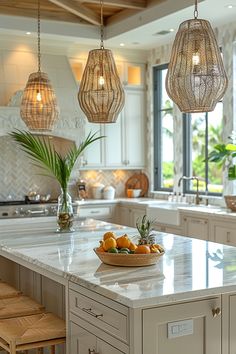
[9,130,104,190]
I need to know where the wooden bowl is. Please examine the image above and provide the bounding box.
[94,248,164,267]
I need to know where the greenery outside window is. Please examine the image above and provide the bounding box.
[153,64,174,191]
[183,101,223,195]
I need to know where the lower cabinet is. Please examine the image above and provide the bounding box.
[143,297,221,354]
[183,216,209,240]
[210,220,236,246]
[70,322,125,354]
[117,206,146,227]
[222,293,236,353]
[69,283,129,354]
[153,222,183,235]
[79,204,116,223]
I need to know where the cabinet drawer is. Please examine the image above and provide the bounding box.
[79,206,112,218]
[69,289,128,343]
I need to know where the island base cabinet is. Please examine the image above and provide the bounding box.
[143,297,221,354]
[222,293,236,353]
[70,322,126,354]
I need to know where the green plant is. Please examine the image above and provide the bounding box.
[136,215,155,245]
[9,130,103,194]
[208,133,236,180]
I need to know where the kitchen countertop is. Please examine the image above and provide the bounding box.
[76,197,236,220]
[0,218,236,308]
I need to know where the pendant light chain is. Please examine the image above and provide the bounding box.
[100,0,104,49]
[38,0,41,73]
[194,0,198,19]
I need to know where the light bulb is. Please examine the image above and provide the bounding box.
[36,91,42,102]
[99,76,105,86]
[192,52,200,66]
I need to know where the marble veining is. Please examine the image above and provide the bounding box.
[1,218,236,308]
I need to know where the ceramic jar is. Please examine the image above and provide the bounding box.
[103,186,115,200]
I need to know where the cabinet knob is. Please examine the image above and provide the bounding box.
[88,350,99,354]
[212,307,221,318]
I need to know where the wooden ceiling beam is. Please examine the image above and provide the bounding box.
[48,0,101,25]
[81,0,147,9]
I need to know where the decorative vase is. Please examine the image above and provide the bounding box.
[57,189,74,233]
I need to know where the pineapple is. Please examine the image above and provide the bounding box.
[136,215,155,245]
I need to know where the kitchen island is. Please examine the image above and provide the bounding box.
[0,218,236,354]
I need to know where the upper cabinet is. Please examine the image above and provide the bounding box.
[70,59,85,85]
[81,89,146,170]
[76,58,146,170]
[116,61,146,89]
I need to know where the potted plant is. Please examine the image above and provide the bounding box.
[208,132,236,210]
[10,130,103,232]
[208,132,236,181]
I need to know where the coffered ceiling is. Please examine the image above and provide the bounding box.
[0,0,162,26]
[0,0,235,50]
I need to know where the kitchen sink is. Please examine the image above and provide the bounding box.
[147,204,183,226]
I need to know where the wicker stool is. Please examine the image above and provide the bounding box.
[0,313,66,354]
[0,282,21,299]
[0,296,44,319]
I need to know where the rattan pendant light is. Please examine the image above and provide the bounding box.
[78,0,125,123]
[20,0,59,131]
[166,0,228,113]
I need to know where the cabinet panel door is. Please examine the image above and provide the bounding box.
[118,207,131,227]
[97,338,124,354]
[124,90,145,168]
[184,217,208,240]
[212,224,236,246]
[131,208,146,228]
[143,298,221,354]
[70,322,96,354]
[104,113,124,167]
[82,123,104,168]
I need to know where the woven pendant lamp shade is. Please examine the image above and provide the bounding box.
[21,72,59,131]
[20,0,59,131]
[78,48,125,123]
[166,19,228,113]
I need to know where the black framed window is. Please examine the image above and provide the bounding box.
[153,64,174,191]
[153,64,224,195]
[183,101,224,195]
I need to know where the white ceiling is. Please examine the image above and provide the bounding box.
[105,0,236,49]
[0,0,235,51]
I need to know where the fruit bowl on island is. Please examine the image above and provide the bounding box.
[94,216,165,267]
[94,247,164,267]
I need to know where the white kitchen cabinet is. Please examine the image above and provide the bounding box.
[143,297,221,354]
[81,89,146,170]
[209,220,236,246]
[70,322,125,354]
[222,293,236,354]
[123,89,145,168]
[79,204,116,222]
[69,283,129,354]
[104,113,124,167]
[118,205,146,227]
[116,61,146,89]
[153,222,183,235]
[183,215,209,240]
[81,122,104,168]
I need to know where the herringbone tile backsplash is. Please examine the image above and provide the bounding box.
[0,136,140,201]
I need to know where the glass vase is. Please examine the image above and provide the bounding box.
[57,189,74,233]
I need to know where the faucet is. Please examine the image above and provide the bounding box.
[178,176,202,205]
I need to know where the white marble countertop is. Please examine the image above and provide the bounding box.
[1,218,236,308]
